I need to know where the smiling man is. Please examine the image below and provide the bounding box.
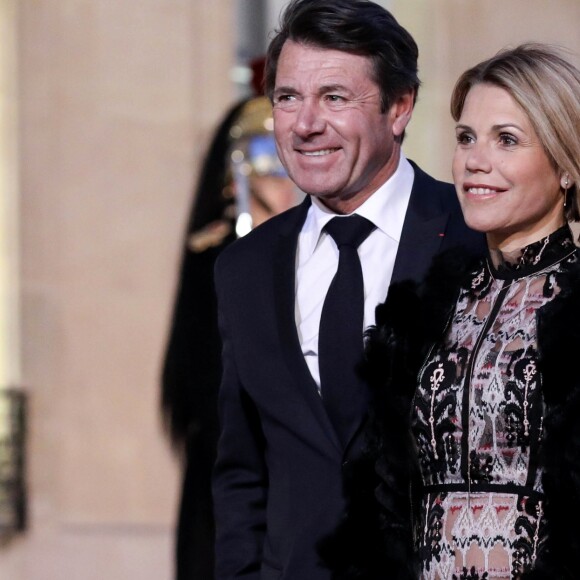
[212,1,484,579]
[271,41,411,214]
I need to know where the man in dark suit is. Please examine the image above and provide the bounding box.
[212,1,484,579]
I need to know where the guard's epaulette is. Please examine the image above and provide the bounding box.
[187,220,233,253]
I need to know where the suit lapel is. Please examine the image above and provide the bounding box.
[273,198,343,454]
[392,213,448,284]
[392,163,448,285]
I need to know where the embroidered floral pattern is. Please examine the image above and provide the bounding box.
[452,566,489,580]
[453,567,489,580]
[421,493,446,569]
[416,356,462,475]
[413,226,576,579]
[505,355,542,448]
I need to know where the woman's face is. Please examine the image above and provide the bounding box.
[452,83,566,252]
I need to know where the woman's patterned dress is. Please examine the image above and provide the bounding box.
[414,226,578,580]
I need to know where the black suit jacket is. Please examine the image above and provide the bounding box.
[212,162,484,580]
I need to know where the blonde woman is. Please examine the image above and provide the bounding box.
[327,44,580,580]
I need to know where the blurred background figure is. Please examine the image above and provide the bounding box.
[161,87,300,579]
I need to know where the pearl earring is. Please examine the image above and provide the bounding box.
[563,176,570,208]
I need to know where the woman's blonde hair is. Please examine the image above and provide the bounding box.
[451,43,580,221]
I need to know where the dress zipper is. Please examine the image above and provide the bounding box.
[462,280,511,506]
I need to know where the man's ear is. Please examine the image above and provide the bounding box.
[390,90,415,138]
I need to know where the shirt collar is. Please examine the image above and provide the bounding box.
[301,155,415,258]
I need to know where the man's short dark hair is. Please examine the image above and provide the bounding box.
[265,0,420,113]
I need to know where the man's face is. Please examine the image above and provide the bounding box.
[272,40,414,214]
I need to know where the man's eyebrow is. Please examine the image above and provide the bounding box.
[273,85,297,96]
[273,84,353,97]
[318,84,351,94]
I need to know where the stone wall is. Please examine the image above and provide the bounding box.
[2,1,234,579]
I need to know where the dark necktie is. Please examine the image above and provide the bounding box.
[318,215,376,447]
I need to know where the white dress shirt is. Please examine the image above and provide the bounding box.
[295,155,415,389]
